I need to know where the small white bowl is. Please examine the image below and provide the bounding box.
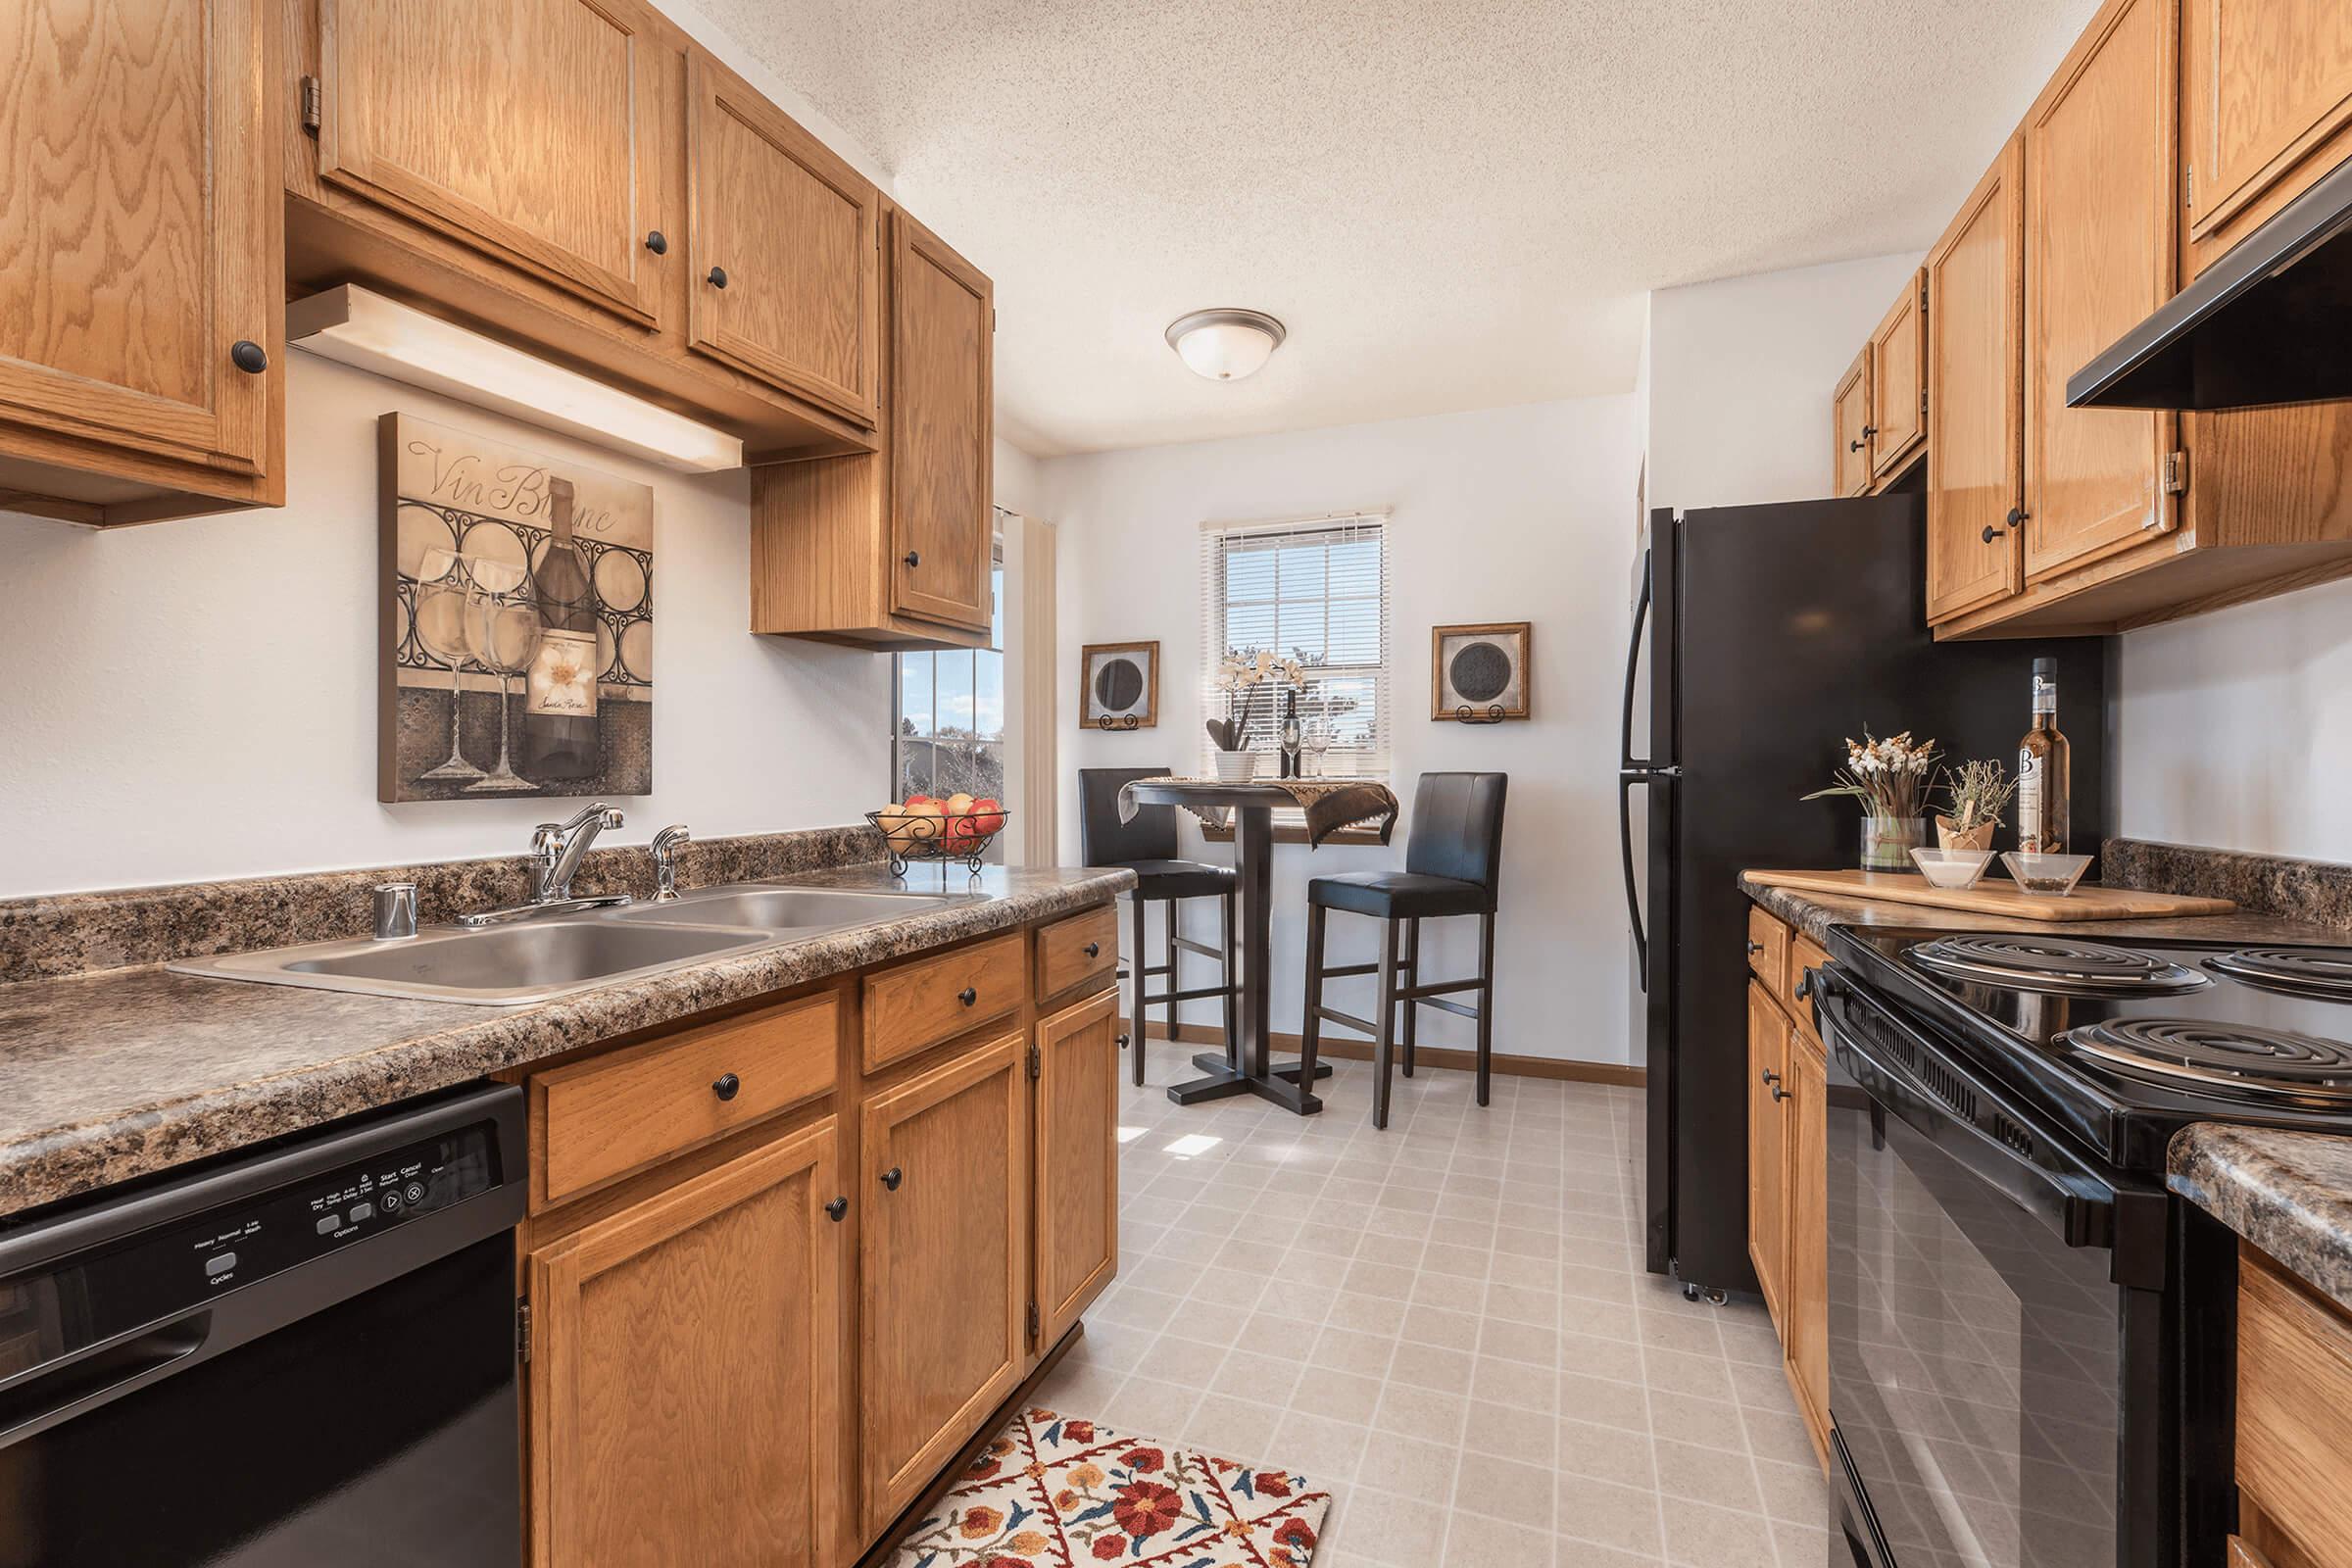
[2001,850,2094,897]
[1910,847,1995,889]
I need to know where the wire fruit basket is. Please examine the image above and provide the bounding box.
[865,808,1009,876]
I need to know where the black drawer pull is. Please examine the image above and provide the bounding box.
[645,229,668,255]
[711,1072,741,1102]
[707,265,728,288]
[1083,942,1101,958]
[1745,939,1764,956]
[880,1166,903,1192]
[825,1197,848,1222]
[958,986,977,1006]
[230,340,268,374]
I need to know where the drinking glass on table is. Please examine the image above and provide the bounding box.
[463,560,540,794]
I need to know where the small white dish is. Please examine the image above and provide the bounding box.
[1910,847,1994,890]
[2001,850,2094,897]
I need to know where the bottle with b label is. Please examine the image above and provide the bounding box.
[522,476,602,782]
[2016,656,2070,854]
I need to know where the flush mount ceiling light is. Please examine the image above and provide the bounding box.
[1164,308,1287,382]
[286,285,745,472]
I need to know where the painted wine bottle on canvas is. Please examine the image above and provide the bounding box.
[522,476,601,782]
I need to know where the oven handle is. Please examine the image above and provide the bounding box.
[1815,968,2123,1255]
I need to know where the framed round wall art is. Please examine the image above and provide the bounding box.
[1080,641,1158,729]
[1431,622,1531,722]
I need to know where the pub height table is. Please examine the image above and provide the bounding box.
[1116,775,1401,1115]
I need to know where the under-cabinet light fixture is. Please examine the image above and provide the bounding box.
[286,285,745,472]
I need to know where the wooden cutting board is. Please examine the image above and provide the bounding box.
[1745,868,2234,922]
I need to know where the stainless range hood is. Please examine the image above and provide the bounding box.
[2067,153,2352,412]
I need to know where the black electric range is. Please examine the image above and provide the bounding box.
[1809,925,2352,1568]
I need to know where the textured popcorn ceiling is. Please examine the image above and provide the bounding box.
[694,0,2103,456]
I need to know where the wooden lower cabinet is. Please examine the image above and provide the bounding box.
[858,1029,1030,1533]
[1745,982,1788,1330]
[2236,1242,2352,1568]
[527,1119,847,1568]
[1034,988,1120,1346]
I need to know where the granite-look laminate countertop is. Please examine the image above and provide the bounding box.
[2170,1125,2352,1316]
[1737,872,2345,951]
[0,862,1133,1222]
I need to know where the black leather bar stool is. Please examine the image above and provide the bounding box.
[1298,771,1508,1128]
[1079,767,1242,1086]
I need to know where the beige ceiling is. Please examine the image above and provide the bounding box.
[695,0,2103,457]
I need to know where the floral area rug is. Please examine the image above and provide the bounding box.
[884,1405,1332,1567]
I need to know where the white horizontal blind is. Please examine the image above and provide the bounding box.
[1199,512,1391,779]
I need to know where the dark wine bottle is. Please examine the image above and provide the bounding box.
[522,476,601,782]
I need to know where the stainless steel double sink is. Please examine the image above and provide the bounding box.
[170,884,954,1006]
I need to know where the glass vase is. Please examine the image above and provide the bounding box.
[1860,814,1927,872]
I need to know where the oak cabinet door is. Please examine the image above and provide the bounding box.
[315,0,666,325]
[1034,989,1119,1347]
[0,0,275,475]
[1925,137,2027,624]
[1832,350,1872,497]
[1783,1032,1830,1464]
[2023,0,2180,582]
[1745,984,1788,1331]
[686,57,880,426]
[1868,271,1927,480]
[887,208,995,632]
[528,1121,847,1568]
[2183,0,2352,254]
[860,1031,1027,1530]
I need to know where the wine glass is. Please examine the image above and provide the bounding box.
[411,548,485,782]
[1302,720,1331,779]
[463,560,541,794]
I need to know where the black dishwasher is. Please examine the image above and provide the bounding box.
[0,1083,525,1567]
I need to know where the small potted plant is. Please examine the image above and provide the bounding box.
[1205,649,1304,780]
[1936,760,2015,853]
[1802,729,1939,872]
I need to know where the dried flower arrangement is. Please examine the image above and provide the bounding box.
[1936,759,2016,852]
[1204,648,1306,753]
[1800,729,1940,819]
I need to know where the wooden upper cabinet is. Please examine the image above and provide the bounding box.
[1926,137,2027,624]
[1033,989,1119,1348]
[687,57,880,428]
[314,0,665,326]
[1832,349,1873,497]
[859,1032,1027,1532]
[0,0,279,522]
[2023,0,2181,583]
[528,1121,847,1568]
[888,209,996,632]
[2182,0,2352,273]
[1868,270,1928,481]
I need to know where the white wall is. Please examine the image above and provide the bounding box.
[2116,575,2352,862]
[1644,252,1923,514]
[0,355,894,897]
[1045,396,1642,1066]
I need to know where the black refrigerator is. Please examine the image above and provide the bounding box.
[1623,495,2111,1298]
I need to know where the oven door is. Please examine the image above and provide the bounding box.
[1814,971,2173,1568]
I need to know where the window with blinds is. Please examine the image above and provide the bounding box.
[1199,513,1391,778]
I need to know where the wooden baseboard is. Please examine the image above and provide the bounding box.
[1126,1018,1644,1088]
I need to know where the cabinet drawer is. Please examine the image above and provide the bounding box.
[1036,905,1117,1001]
[1746,906,1789,995]
[2239,1244,2352,1568]
[534,992,839,1206]
[1787,934,1831,1040]
[862,933,1024,1073]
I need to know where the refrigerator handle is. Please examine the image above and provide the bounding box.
[1617,554,1675,989]
[1619,771,1649,986]
[1620,552,1651,770]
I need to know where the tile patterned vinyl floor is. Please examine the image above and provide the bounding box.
[1031,1046,1833,1568]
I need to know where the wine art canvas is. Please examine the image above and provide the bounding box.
[377,414,655,803]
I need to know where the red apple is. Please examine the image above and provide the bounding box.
[966,798,1005,836]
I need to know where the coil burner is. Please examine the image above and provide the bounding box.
[1907,934,2210,997]
[2060,1017,2352,1104]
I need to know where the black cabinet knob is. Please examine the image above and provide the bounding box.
[2006,506,2029,528]
[1794,972,1813,1001]
[903,550,921,569]
[1760,1068,1780,1086]
[1772,1083,1792,1103]
[958,986,977,1006]
[1116,1033,1131,1049]
[880,1166,903,1192]
[711,1072,741,1102]
[1083,942,1101,958]
[645,229,668,255]
[1744,939,1763,956]
[707,265,728,289]
[1847,438,1866,452]
[1861,425,1878,438]
[230,340,268,374]
[1982,523,2004,543]
[825,1196,848,1222]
